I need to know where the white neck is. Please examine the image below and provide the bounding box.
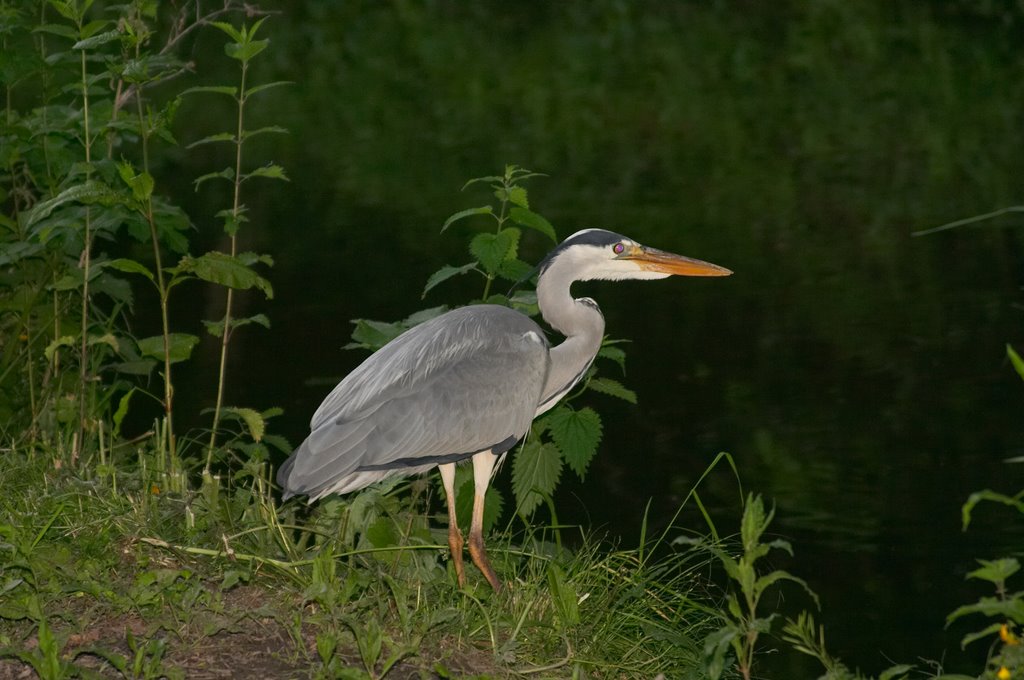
[534,252,606,415]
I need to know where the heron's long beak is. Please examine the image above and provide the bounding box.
[624,245,733,277]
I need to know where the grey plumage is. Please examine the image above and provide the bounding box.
[279,305,550,500]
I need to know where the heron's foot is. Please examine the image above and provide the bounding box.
[468,530,503,592]
[448,524,466,587]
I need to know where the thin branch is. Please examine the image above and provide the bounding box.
[113,2,277,113]
[911,206,1024,237]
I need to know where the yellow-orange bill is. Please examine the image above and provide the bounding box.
[626,245,733,277]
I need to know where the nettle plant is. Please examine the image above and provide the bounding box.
[344,165,637,530]
[0,1,282,471]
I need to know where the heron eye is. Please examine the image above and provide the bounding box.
[612,243,625,255]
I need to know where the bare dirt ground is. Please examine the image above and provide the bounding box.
[0,583,503,679]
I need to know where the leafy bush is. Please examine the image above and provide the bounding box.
[0,0,281,468]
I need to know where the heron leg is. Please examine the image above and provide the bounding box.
[438,463,465,587]
[468,451,503,592]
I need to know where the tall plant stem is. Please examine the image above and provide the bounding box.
[135,90,177,458]
[73,43,93,466]
[480,182,511,301]
[206,58,249,470]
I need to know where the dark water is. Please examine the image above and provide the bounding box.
[164,2,1024,675]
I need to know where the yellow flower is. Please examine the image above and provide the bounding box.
[1002,623,1020,646]
[997,666,1011,680]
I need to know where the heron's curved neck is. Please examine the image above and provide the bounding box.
[535,256,606,414]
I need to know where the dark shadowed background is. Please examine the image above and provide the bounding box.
[146,2,1024,674]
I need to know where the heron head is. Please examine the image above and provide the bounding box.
[539,228,733,282]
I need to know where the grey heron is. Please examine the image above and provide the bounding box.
[277,228,731,590]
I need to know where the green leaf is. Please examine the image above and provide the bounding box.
[221,569,250,591]
[441,205,494,232]
[547,563,580,626]
[34,24,80,40]
[587,377,637,404]
[509,290,539,315]
[512,440,562,517]
[193,167,235,189]
[509,206,557,243]
[112,388,135,439]
[187,132,236,149]
[116,163,154,202]
[51,269,85,291]
[113,359,157,376]
[422,262,477,298]
[496,257,533,282]
[237,251,274,267]
[37,617,64,678]
[72,29,120,50]
[25,180,125,227]
[185,251,273,298]
[243,163,289,182]
[183,84,239,98]
[203,313,270,338]
[956,622,1003,649]
[225,38,268,62]
[878,665,915,680]
[364,516,398,549]
[1008,343,1024,382]
[240,125,288,141]
[316,633,337,665]
[961,489,1024,530]
[741,493,772,553]
[597,345,627,373]
[221,406,265,442]
[966,557,1020,585]
[947,596,1024,627]
[245,81,293,98]
[545,406,602,479]
[262,434,293,455]
[469,228,519,275]
[754,570,819,608]
[702,625,738,680]
[506,185,529,208]
[103,258,154,282]
[44,335,75,363]
[79,18,110,39]
[210,21,245,43]
[216,208,247,237]
[137,333,199,365]
[87,333,119,353]
[347,319,405,351]
[461,174,504,190]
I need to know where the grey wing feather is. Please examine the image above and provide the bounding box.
[279,305,550,500]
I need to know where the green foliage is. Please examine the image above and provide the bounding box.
[0,0,283,472]
[545,406,602,478]
[682,493,818,680]
[511,439,562,519]
[136,332,199,365]
[932,359,1024,678]
[782,612,914,680]
[184,16,287,468]
[0,442,716,677]
[945,491,1024,679]
[1007,344,1024,382]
